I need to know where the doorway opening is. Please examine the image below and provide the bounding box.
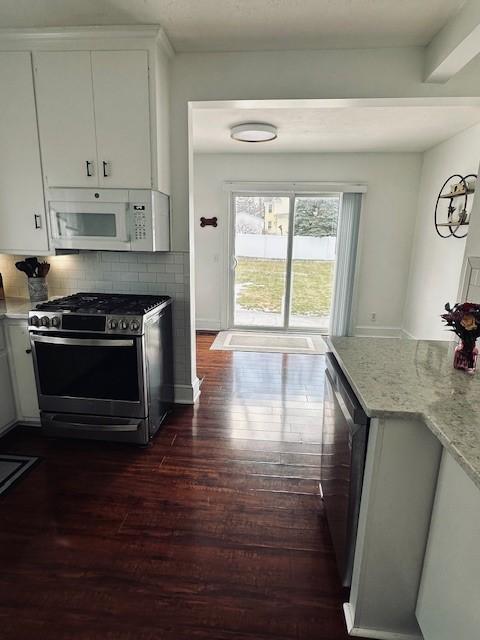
[231,192,340,333]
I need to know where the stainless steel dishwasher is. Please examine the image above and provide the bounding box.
[321,352,369,589]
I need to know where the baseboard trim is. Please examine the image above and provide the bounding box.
[0,421,41,439]
[174,378,201,404]
[400,328,416,339]
[0,420,19,438]
[196,319,222,331]
[343,604,422,640]
[353,326,402,338]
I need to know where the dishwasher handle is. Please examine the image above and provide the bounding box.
[337,375,368,427]
[326,368,357,436]
[326,354,368,426]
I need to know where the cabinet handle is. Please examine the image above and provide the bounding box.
[34,214,42,229]
[25,348,32,354]
[102,161,110,178]
[86,160,94,177]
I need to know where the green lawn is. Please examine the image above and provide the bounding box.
[236,257,334,316]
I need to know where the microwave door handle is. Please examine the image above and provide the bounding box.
[117,206,129,243]
[31,335,134,348]
[49,208,60,239]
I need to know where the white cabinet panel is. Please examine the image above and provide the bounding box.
[0,351,16,434]
[92,50,151,189]
[416,451,480,640]
[35,51,98,188]
[7,323,40,422]
[0,52,48,254]
[345,417,441,638]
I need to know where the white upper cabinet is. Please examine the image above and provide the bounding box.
[34,49,152,189]
[0,52,49,254]
[92,51,151,189]
[34,51,98,188]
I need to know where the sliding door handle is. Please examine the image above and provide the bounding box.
[85,160,94,177]
[34,214,42,229]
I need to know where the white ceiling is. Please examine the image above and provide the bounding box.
[192,104,480,153]
[0,0,466,52]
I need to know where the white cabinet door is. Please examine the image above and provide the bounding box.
[34,51,98,188]
[7,323,40,422]
[0,52,48,254]
[416,450,480,640]
[92,51,151,188]
[0,351,16,434]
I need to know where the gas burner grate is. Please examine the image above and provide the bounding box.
[35,293,170,315]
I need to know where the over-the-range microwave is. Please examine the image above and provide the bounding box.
[48,188,170,252]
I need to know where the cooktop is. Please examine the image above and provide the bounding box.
[35,293,171,316]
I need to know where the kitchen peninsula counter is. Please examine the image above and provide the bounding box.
[328,337,480,489]
[327,337,480,640]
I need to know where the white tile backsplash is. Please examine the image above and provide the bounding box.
[0,251,191,386]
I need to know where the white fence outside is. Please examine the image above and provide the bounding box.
[236,234,336,260]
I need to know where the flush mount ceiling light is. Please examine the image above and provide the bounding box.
[230,123,277,143]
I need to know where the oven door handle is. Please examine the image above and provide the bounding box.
[31,335,135,347]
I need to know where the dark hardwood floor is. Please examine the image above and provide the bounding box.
[0,333,353,640]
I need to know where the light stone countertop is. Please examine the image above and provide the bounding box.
[328,337,480,490]
[0,296,62,320]
[0,297,35,320]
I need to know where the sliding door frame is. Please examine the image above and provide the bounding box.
[225,181,367,333]
[227,189,343,335]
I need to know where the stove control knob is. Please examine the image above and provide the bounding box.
[108,319,118,330]
[51,316,60,328]
[30,315,39,327]
[130,320,140,332]
[120,319,129,330]
[40,316,50,327]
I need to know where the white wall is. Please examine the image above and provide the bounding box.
[172,49,480,252]
[402,122,480,340]
[170,48,480,384]
[194,152,422,334]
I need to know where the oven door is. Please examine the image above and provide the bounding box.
[30,333,146,418]
[49,200,130,251]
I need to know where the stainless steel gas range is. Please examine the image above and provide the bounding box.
[28,293,174,445]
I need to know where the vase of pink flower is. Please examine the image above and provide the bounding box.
[441,302,480,373]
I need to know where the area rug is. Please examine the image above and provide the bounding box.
[210,331,327,354]
[0,454,40,496]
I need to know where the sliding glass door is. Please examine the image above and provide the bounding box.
[232,195,291,327]
[231,192,340,332]
[289,196,339,329]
